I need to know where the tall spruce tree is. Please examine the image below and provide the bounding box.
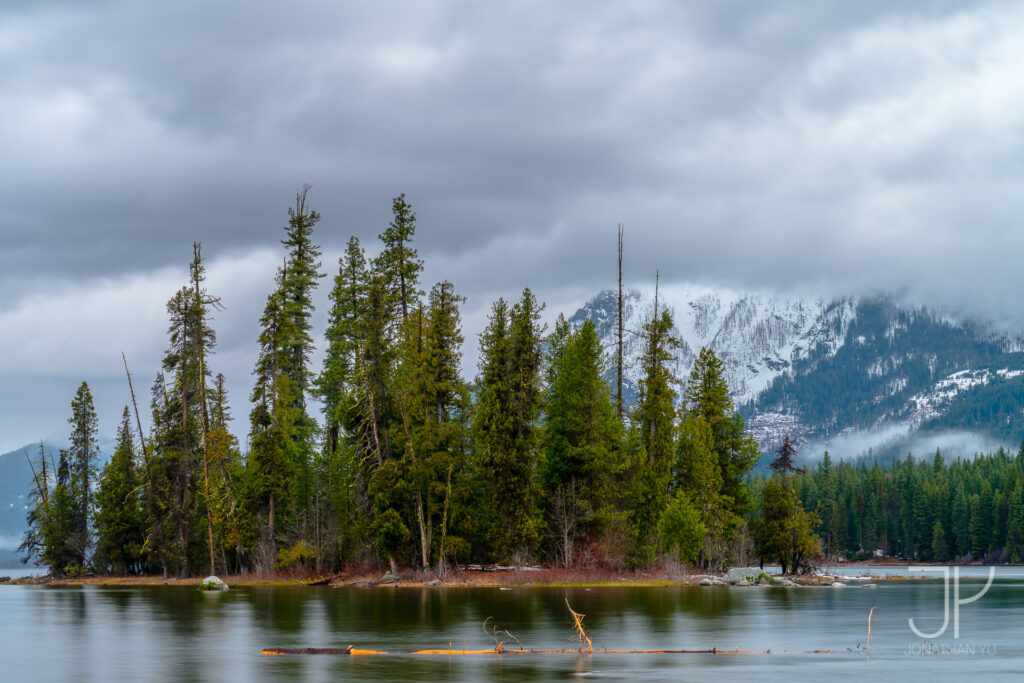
[395,281,468,569]
[248,187,324,570]
[683,347,759,520]
[627,307,678,565]
[541,318,621,567]
[374,193,423,327]
[279,186,325,538]
[94,407,145,574]
[472,290,545,563]
[68,380,99,567]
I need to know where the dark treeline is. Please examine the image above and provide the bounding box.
[782,445,1024,563]
[21,188,823,577]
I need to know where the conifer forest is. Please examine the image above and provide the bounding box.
[20,189,1024,577]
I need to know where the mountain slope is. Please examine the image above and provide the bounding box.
[569,285,1024,458]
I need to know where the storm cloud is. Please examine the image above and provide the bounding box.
[3,1,1024,450]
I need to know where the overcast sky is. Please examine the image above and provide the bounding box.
[3,0,1024,452]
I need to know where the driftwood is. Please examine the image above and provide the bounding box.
[262,647,835,656]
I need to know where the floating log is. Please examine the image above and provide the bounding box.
[261,646,834,656]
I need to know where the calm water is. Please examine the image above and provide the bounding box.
[2,577,1023,681]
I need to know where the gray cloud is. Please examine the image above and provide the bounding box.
[3,0,1024,450]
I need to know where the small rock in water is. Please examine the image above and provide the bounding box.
[200,575,229,591]
[736,580,751,587]
[831,582,847,588]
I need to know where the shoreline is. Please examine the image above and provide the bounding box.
[0,564,963,588]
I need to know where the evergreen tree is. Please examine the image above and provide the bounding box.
[771,436,800,479]
[1006,483,1024,562]
[318,236,368,460]
[931,519,949,562]
[540,318,622,566]
[374,193,423,327]
[657,490,705,566]
[94,408,145,574]
[19,443,58,570]
[395,281,469,570]
[278,186,325,539]
[627,307,678,565]
[684,347,759,519]
[68,381,100,567]
[247,188,325,569]
[752,478,822,573]
[472,290,545,562]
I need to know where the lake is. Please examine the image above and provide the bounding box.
[1,574,1022,681]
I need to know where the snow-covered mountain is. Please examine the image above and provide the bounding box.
[568,285,1024,461]
[568,284,855,407]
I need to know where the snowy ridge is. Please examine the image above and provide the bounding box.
[569,285,1024,457]
[568,284,856,406]
[908,368,1024,422]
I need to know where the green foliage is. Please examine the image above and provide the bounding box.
[787,447,1024,563]
[657,490,705,565]
[472,290,545,563]
[752,478,822,574]
[93,408,145,574]
[684,347,759,519]
[68,380,99,565]
[541,318,623,565]
[41,190,823,578]
[276,539,317,570]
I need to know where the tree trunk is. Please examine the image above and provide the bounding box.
[616,224,624,423]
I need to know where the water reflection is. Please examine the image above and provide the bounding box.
[2,581,1023,681]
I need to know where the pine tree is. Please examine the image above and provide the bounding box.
[683,347,760,519]
[374,193,423,327]
[94,407,145,574]
[68,381,100,567]
[50,449,79,574]
[753,478,822,574]
[318,236,368,460]
[771,436,800,479]
[247,188,325,570]
[313,238,368,569]
[931,519,949,562]
[278,186,325,540]
[541,318,622,567]
[636,310,677,466]
[472,290,544,563]
[206,374,242,572]
[1006,483,1024,562]
[395,281,469,570]
[627,307,678,565]
[19,443,56,570]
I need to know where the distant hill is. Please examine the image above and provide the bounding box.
[0,441,110,568]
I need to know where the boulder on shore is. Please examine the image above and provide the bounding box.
[699,578,727,586]
[200,576,229,591]
[724,567,763,584]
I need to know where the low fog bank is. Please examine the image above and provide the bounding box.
[796,426,1014,467]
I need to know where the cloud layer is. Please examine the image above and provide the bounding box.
[4,1,1024,449]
